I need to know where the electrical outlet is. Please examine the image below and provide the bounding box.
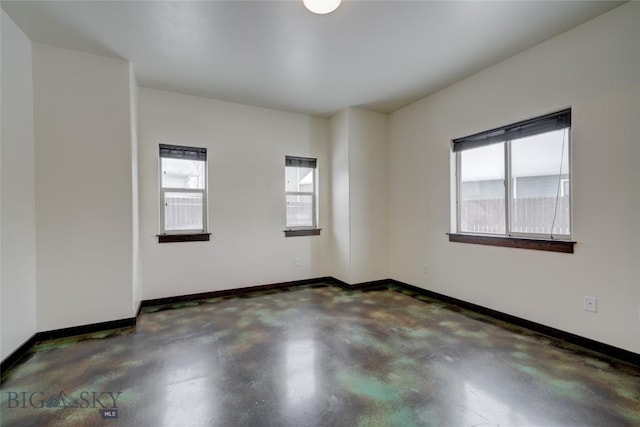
[422,264,428,274]
[295,257,301,267]
[584,296,597,313]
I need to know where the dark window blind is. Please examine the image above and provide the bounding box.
[452,109,571,152]
[159,144,207,161]
[286,156,317,168]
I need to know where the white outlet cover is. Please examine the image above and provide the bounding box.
[584,296,597,313]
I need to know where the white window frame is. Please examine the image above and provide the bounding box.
[159,144,208,235]
[454,110,572,240]
[285,156,318,231]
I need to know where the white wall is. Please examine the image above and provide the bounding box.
[32,44,135,330]
[329,110,350,283]
[0,10,37,360]
[389,2,640,353]
[329,108,389,284]
[348,108,389,284]
[138,88,332,299]
[130,64,141,314]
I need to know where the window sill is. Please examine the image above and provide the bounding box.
[157,233,211,243]
[284,229,322,237]
[447,233,575,253]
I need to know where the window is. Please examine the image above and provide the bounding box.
[451,110,573,251]
[158,144,209,242]
[285,156,319,237]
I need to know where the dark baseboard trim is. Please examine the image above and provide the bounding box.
[135,300,143,318]
[1,317,136,383]
[328,277,390,291]
[0,334,39,383]
[3,276,638,380]
[327,277,349,288]
[35,317,137,343]
[388,279,639,367]
[140,277,333,308]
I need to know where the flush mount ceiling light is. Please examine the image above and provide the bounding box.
[303,0,342,15]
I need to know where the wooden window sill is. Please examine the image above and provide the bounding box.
[284,229,322,237]
[447,233,575,253]
[157,233,211,243]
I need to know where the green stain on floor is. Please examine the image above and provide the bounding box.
[511,351,530,359]
[389,407,419,427]
[452,328,488,340]
[332,294,357,303]
[111,388,139,405]
[616,382,639,401]
[584,357,611,370]
[355,405,419,427]
[170,301,200,309]
[406,328,434,339]
[437,320,459,329]
[517,365,591,399]
[393,356,416,367]
[345,325,396,358]
[33,329,131,352]
[253,309,287,327]
[621,406,640,422]
[33,340,77,352]
[338,371,402,403]
[517,364,548,382]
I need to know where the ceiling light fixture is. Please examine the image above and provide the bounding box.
[303,0,342,15]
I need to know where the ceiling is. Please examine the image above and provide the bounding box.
[1,1,625,116]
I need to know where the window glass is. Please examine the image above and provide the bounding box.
[286,166,314,193]
[163,192,204,231]
[159,144,207,236]
[459,143,505,234]
[285,156,317,230]
[510,129,570,235]
[286,194,314,228]
[161,158,205,189]
[454,110,571,240]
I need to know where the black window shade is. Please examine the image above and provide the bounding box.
[160,144,207,161]
[452,109,571,152]
[285,156,316,168]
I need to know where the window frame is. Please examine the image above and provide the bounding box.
[158,144,209,242]
[284,156,319,236]
[452,109,573,247]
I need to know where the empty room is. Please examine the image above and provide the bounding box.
[1,1,639,426]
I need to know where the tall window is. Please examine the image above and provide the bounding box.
[454,109,571,239]
[159,144,207,237]
[285,156,317,232]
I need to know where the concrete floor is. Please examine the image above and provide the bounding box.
[1,283,639,426]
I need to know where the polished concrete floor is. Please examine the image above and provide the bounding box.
[1,283,639,426]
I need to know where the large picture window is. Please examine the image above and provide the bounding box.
[453,109,571,242]
[159,144,208,242]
